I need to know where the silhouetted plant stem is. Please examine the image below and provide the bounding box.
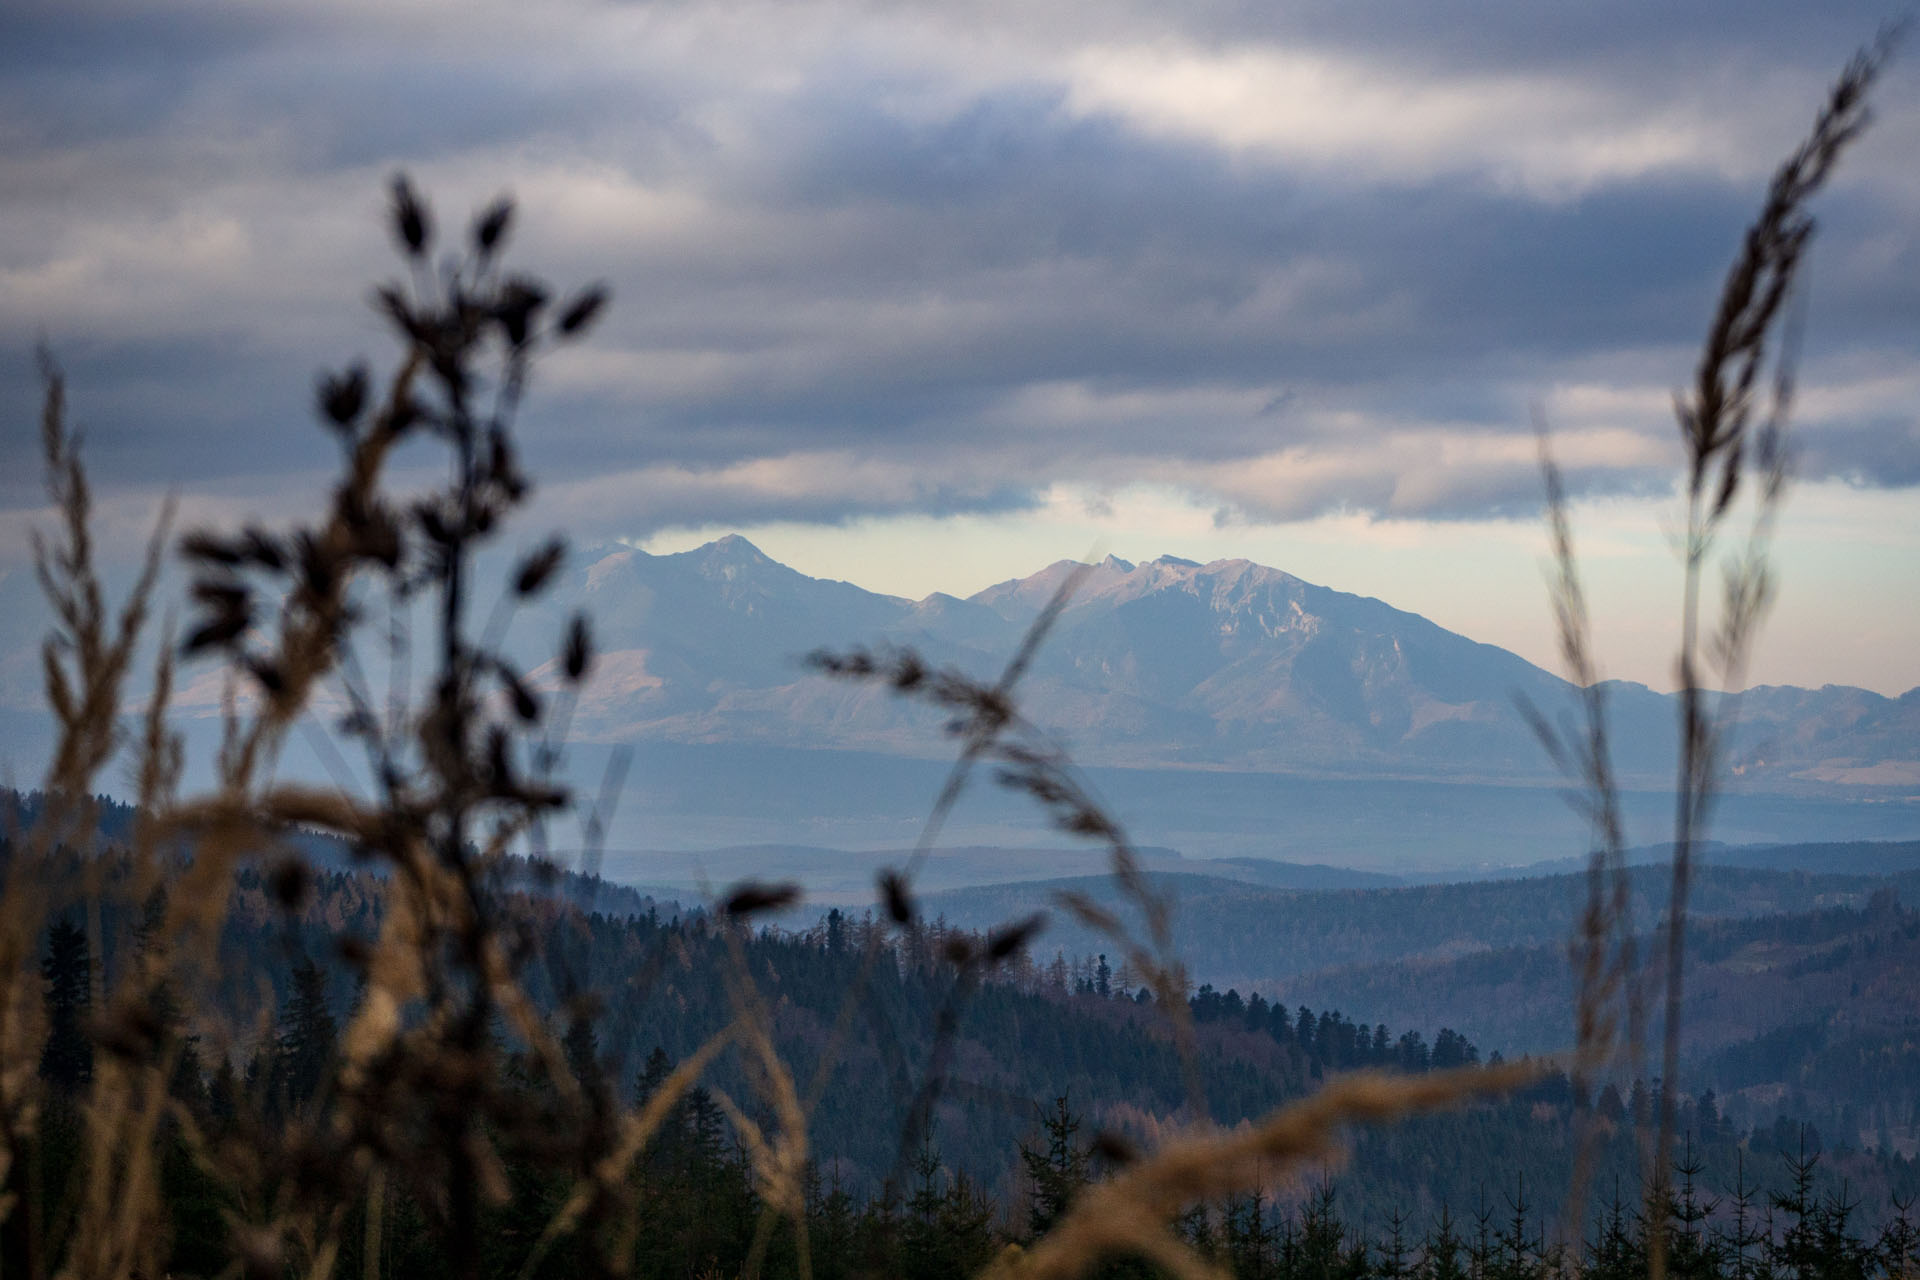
[1528,39,1892,1280]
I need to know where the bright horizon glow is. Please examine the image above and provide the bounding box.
[640,478,1920,698]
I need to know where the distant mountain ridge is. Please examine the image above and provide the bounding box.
[513,537,1919,796]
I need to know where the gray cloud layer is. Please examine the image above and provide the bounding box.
[2,0,1916,539]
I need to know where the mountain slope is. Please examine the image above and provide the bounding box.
[518,539,1917,794]
[1261,882,1920,1057]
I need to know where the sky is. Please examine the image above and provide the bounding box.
[2,1,1917,693]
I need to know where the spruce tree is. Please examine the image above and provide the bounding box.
[937,1169,997,1279]
[1812,1183,1871,1280]
[1378,1207,1414,1280]
[903,1135,947,1278]
[208,1055,240,1123]
[1422,1205,1469,1280]
[1295,1182,1359,1280]
[1587,1177,1646,1280]
[1226,1189,1278,1280]
[271,958,337,1112]
[1722,1151,1768,1280]
[810,1166,858,1280]
[562,1008,601,1091]
[1469,1188,1497,1280]
[132,890,208,1110]
[634,1045,673,1106]
[1492,1173,1539,1280]
[38,917,92,1094]
[1877,1193,1917,1280]
[1021,1095,1090,1238]
[1668,1133,1722,1280]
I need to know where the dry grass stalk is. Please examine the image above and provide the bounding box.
[1528,36,1892,1276]
[0,355,174,1280]
[31,351,171,811]
[6,183,646,1280]
[1652,41,1885,1279]
[1523,434,1646,1252]
[987,1062,1538,1280]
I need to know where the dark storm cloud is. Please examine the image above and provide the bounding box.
[2,0,1916,548]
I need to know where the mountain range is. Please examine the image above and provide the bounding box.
[509,535,1918,795]
[5,535,1916,866]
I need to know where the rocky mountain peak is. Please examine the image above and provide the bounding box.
[524,536,1916,793]
[693,533,779,574]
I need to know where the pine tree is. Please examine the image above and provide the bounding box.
[1432,1029,1476,1071]
[271,958,337,1113]
[1295,1182,1359,1280]
[903,1135,948,1278]
[686,1085,727,1159]
[132,890,208,1110]
[634,1045,672,1106]
[1586,1178,1644,1280]
[1177,1200,1217,1264]
[1492,1173,1540,1280]
[1398,1031,1431,1074]
[562,1008,601,1091]
[1771,1129,1823,1280]
[938,1169,998,1279]
[1698,1089,1723,1139]
[1378,1207,1414,1280]
[1812,1182,1871,1280]
[1469,1188,1497,1280]
[1226,1189,1277,1280]
[1422,1205,1469,1280]
[208,1054,240,1123]
[38,917,92,1094]
[1877,1193,1917,1280]
[1722,1151,1769,1280]
[1317,1011,1340,1069]
[897,1136,995,1280]
[1021,1095,1090,1238]
[1668,1133,1722,1280]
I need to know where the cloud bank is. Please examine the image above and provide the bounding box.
[2,0,1916,542]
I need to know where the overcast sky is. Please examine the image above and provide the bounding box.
[3,1,1917,692]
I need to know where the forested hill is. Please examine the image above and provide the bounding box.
[13,803,1920,1280]
[48,843,1414,1201]
[917,863,1916,990]
[1267,886,1920,1150]
[26,828,1912,1225]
